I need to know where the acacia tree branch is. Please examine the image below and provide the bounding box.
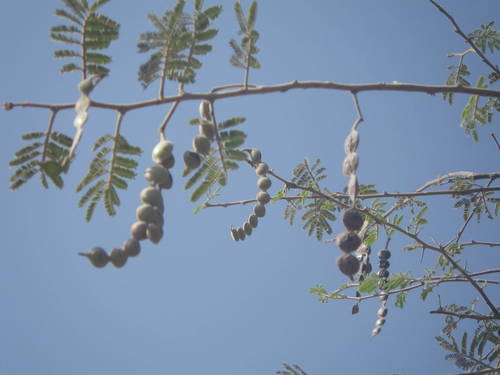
[429,309,497,321]
[5,80,500,113]
[461,241,500,248]
[429,0,500,76]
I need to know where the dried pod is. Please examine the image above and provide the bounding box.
[130,221,148,241]
[136,204,163,225]
[377,307,388,317]
[183,151,201,171]
[79,247,109,268]
[376,318,386,326]
[144,164,170,186]
[378,269,390,278]
[352,304,360,315]
[378,260,390,269]
[342,208,364,232]
[250,149,261,163]
[336,232,362,253]
[379,292,389,302]
[110,248,128,268]
[344,129,359,154]
[378,249,391,260]
[254,203,266,218]
[152,140,174,163]
[161,154,175,169]
[199,124,215,141]
[158,170,173,190]
[78,75,97,95]
[123,239,141,257]
[372,326,381,336]
[256,191,271,205]
[255,162,269,176]
[358,244,371,255]
[257,177,272,191]
[342,152,359,176]
[193,135,211,156]
[347,174,359,201]
[243,222,252,236]
[147,223,163,244]
[199,100,211,121]
[362,262,372,274]
[237,227,246,241]
[248,214,258,228]
[336,253,360,277]
[140,187,164,211]
[231,228,240,242]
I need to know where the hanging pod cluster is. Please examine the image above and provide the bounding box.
[230,149,271,241]
[343,128,360,202]
[335,208,365,279]
[79,139,175,268]
[372,247,392,335]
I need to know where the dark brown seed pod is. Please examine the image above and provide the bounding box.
[378,269,390,278]
[342,152,359,176]
[161,154,175,169]
[250,149,262,164]
[336,232,362,253]
[140,187,164,211]
[152,140,174,164]
[79,247,109,268]
[256,191,271,205]
[377,307,388,317]
[243,222,252,236]
[123,239,141,257]
[199,100,211,121]
[110,248,128,268]
[336,253,360,277]
[199,124,215,141]
[254,203,266,218]
[248,214,258,228]
[136,204,163,225]
[144,165,170,186]
[231,228,240,242]
[378,249,391,260]
[344,129,359,154]
[159,170,173,190]
[255,162,269,176]
[183,151,201,171]
[378,260,390,269]
[257,177,272,191]
[130,221,148,241]
[193,135,211,156]
[237,227,246,241]
[342,208,364,232]
[362,262,372,274]
[147,223,163,244]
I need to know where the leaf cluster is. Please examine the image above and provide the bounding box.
[229,1,261,71]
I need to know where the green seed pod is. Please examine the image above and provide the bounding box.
[255,162,269,176]
[158,170,173,190]
[344,129,359,154]
[130,221,148,241]
[123,239,141,257]
[144,164,170,186]
[336,232,362,253]
[237,227,246,241]
[231,228,240,242]
[257,177,272,191]
[250,149,262,164]
[336,253,360,277]
[193,135,211,156]
[256,191,271,205]
[147,223,163,244]
[254,203,266,218]
[160,154,175,169]
[248,214,258,228]
[78,75,97,95]
[136,204,163,225]
[183,151,201,171]
[243,222,252,236]
[199,100,211,121]
[342,208,364,232]
[79,247,109,268]
[140,187,164,211]
[199,124,215,141]
[110,248,128,268]
[152,140,174,164]
[342,152,359,176]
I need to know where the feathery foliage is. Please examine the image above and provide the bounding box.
[77,134,141,221]
[51,0,119,77]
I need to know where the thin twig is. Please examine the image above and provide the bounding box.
[41,109,59,163]
[429,310,497,321]
[491,133,500,150]
[158,101,180,140]
[209,101,228,176]
[461,240,500,248]
[350,91,364,131]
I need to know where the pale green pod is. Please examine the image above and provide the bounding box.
[144,164,170,186]
[136,204,163,225]
[256,191,271,205]
[110,248,128,268]
[183,151,201,171]
[79,247,109,268]
[130,221,148,241]
[140,187,164,211]
[254,203,266,218]
[158,170,173,190]
[193,135,211,156]
[257,177,272,191]
[255,162,269,176]
[152,140,174,163]
[248,214,258,228]
[243,222,252,236]
[199,124,215,141]
[250,149,262,163]
[147,223,163,244]
[161,154,175,169]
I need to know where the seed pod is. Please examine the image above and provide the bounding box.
[377,307,388,317]
[110,248,128,268]
[231,228,240,242]
[79,247,109,268]
[199,100,211,121]
[362,262,372,274]
[255,162,269,176]
[372,326,381,336]
[378,249,391,260]
[123,239,141,257]
[136,204,163,225]
[147,223,163,244]
[257,177,272,191]
[378,269,390,278]
[379,292,389,302]
[342,208,364,232]
[336,232,362,253]
[248,214,258,228]
[145,165,170,186]
[140,187,164,211]
[159,170,173,190]
[342,152,359,176]
[378,260,390,269]
[250,149,261,163]
[78,75,97,95]
[347,174,359,201]
[130,221,148,241]
[183,151,201,171]
[243,222,252,236]
[344,129,359,154]
[256,191,271,205]
[161,154,175,169]
[152,140,174,163]
[254,203,266,218]
[358,244,371,255]
[199,124,215,141]
[376,318,386,326]
[237,227,246,241]
[352,304,360,315]
[336,253,360,277]
[193,135,211,155]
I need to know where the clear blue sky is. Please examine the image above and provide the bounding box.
[0,1,499,375]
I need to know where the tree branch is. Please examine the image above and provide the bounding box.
[429,309,497,321]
